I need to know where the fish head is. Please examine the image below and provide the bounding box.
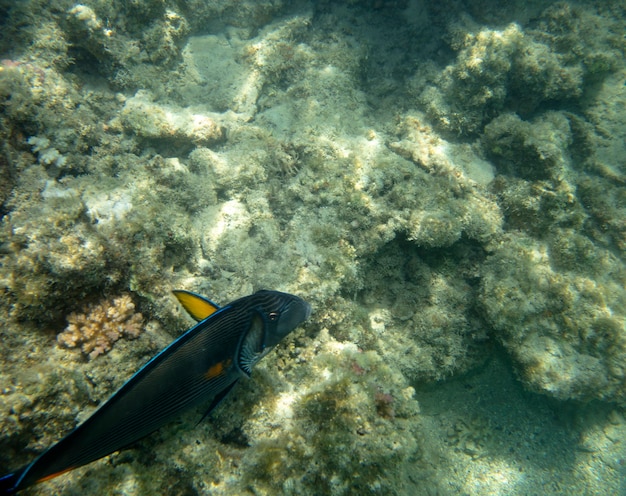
[237,290,311,376]
[256,290,311,348]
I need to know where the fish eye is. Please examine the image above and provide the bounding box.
[268,311,279,321]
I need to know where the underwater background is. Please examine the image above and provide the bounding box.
[0,0,624,494]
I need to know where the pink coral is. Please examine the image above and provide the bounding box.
[57,294,144,359]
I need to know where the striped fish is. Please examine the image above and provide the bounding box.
[0,289,311,494]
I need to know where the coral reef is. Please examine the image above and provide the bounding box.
[415,3,624,136]
[120,91,226,145]
[480,232,626,402]
[482,111,573,181]
[0,0,625,494]
[58,295,144,360]
[232,331,423,494]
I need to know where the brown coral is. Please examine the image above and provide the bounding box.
[57,294,144,359]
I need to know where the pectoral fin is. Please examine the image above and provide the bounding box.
[196,379,240,426]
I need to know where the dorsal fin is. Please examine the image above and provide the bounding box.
[172,290,220,321]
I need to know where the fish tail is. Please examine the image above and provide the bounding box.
[0,465,29,495]
[0,471,19,495]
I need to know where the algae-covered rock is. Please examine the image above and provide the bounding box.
[480,232,626,402]
[357,239,490,383]
[120,91,226,145]
[1,0,626,494]
[482,112,573,181]
[417,3,622,136]
[236,331,423,495]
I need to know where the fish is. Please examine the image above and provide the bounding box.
[0,289,311,494]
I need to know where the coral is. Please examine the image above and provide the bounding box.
[578,175,626,252]
[58,294,144,360]
[387,112,503,247]
[482,112,573,181]
[66,4,131,71]
[174,329,426,495]
[27,136,67,169]
[479,232,626,403]
[416,2,623,136]
[0,173,111,322]
[142,9,190,65]
[0,148,13,210]
[529,2,625,77]
[0,1,625,494]
[356,238,490,383]
[119,91,226,145]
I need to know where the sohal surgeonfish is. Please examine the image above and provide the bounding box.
[0,289,311,494]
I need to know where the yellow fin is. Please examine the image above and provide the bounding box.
[172,290,220,321]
